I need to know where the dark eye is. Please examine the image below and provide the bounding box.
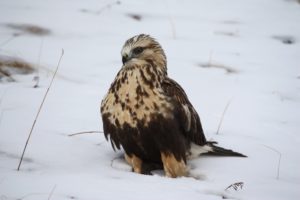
[132,47,144,55]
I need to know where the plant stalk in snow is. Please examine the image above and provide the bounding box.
[17,49,64,171]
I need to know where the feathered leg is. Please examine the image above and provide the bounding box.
[125,154,143,174]
[161,152,187,178]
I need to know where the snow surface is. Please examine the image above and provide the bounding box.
[1,0,300,199]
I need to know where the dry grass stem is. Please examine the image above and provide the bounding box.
[68,130,103,137]
[216,99,232,134]
[127,13,142,21]
[80,1,120,15]
[0,33,21,47]
[33,37,44,88]
[199,62,237,74]
[163,0,176,39]
[0,87,10,126]
[225,182,244,191]
[17,49,64,171]
[169,17,177,39]
[262,144,282,180]
[6,23,51,36]
[0,56,34,81]
[47,184,57,200]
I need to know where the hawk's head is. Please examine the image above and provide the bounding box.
[121,34,167,72]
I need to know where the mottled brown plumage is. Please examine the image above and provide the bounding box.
[101,34,245,178]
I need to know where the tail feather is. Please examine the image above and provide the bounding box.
[204,141,247,157]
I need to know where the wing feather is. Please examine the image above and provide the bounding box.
[162,78,206,146]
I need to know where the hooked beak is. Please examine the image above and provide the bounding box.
[122,54,129,64]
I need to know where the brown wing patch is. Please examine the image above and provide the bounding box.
[162,78,206,145]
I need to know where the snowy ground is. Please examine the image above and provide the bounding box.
[1,0,300,199]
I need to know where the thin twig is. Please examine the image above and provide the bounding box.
[168,17,176,39]
[163,0,176,39]
[110,156,120,168]
[0,70,15,81]
[18,193,46,200]
[110,155,126,170]
[47,184,57,200]
[68,130,103,137]
[0,86,10,127]
[17,49,64,171]
[0,33,21,47]
[216,98,232,134]
[261,144,282,180]
[225,182,244,191]
[33,37,44,88]
[96,1,120,15]
[80,1,120,15]
[0,108,13,129]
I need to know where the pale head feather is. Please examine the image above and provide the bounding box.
[121,34,167,72]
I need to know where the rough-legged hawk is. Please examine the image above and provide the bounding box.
[101,34,246,178]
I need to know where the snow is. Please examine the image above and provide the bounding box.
[1,0,300,199]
